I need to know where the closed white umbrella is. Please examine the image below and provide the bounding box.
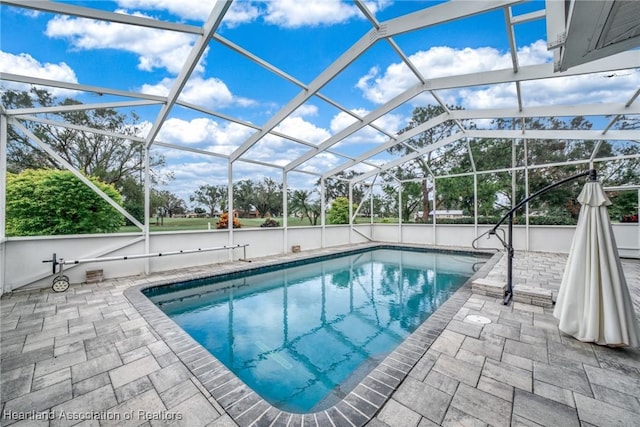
[554,178,640,347]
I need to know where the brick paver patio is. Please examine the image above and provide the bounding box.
[2,245,639,426]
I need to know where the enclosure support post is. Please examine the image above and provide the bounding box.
[349,183,353,244]
[473,173,478,238]
[143,146,150,275]
[0,112,5,242]
[283,171,289,251]
[397,181,402,243]
[524,137,530,251]
[369,174,378,227]
[432,177,437,246]
[511,134,517,213]
[0,112,7,295]
[321,177,326,248]
[370,182,374,225]
[227,161,234,261]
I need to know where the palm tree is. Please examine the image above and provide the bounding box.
[289,190,321,225]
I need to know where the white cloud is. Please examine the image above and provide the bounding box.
[150,108,379,198]
[164,160,226,183]
[243,136,310,166]
[355,40,638,110]
[356,40,553,105]
[115,0,216,20]
[155,112,331,166]
[45,13,199,75]
[253,104,333,147]
[223,1,262,28]
[152,149,298,204]
[295,151,342,175]
[330,108,405,144]
[153,159,227,204]
[371,111,406,135]
[116,0,392,30]
[441,70,640,109]
[116,0,391,30]
[447,84,517,110]
[274,116,331,144]
[521,71,640,106]
[237,111,330,165]
[263,0,390,28]
[291,104,320,118]
[159,156,314,206]
[0,51,78,96]
[340,160,379,177]
[44,10,258,110]
[330,109,362,132]
[114,0,259,28]
[157,117,254,156]
[140,75,256,109]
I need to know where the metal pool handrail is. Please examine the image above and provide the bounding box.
[486,169,595,305]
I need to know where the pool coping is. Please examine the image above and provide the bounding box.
[123,243,501,427]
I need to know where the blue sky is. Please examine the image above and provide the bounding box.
[1,0,638,205]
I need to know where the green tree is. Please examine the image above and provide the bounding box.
[118,175,145,224]
[435,174,503,217]
[190,184,226,217]
[319,171,366,205]
[254,177,283,217]
[6,169,125,236]
[289,190,321,225]
[381,168,425,222]
[365,194,386,218]
[608,190,638,221]
[488,116,598,219]
[389,105,468,221]
[151,189,186,218]
[2,88,169,220]
[327,197,356,224]
[397,112,640,223]
[233,179,256,216]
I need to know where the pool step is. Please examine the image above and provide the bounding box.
[512,285,554,308]
[471,279,554,307]
[471,278,505,298]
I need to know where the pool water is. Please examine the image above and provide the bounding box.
[145,247,486,413]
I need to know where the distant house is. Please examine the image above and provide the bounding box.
[233,206,260,218]
[415,210,464,220]
[430,210,464,218]
[185,212,208,218]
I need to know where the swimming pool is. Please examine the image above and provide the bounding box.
[142,246,489,414]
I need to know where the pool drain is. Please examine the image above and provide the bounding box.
[464,315,492,325]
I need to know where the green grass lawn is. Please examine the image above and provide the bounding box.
[119,216,396,232]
